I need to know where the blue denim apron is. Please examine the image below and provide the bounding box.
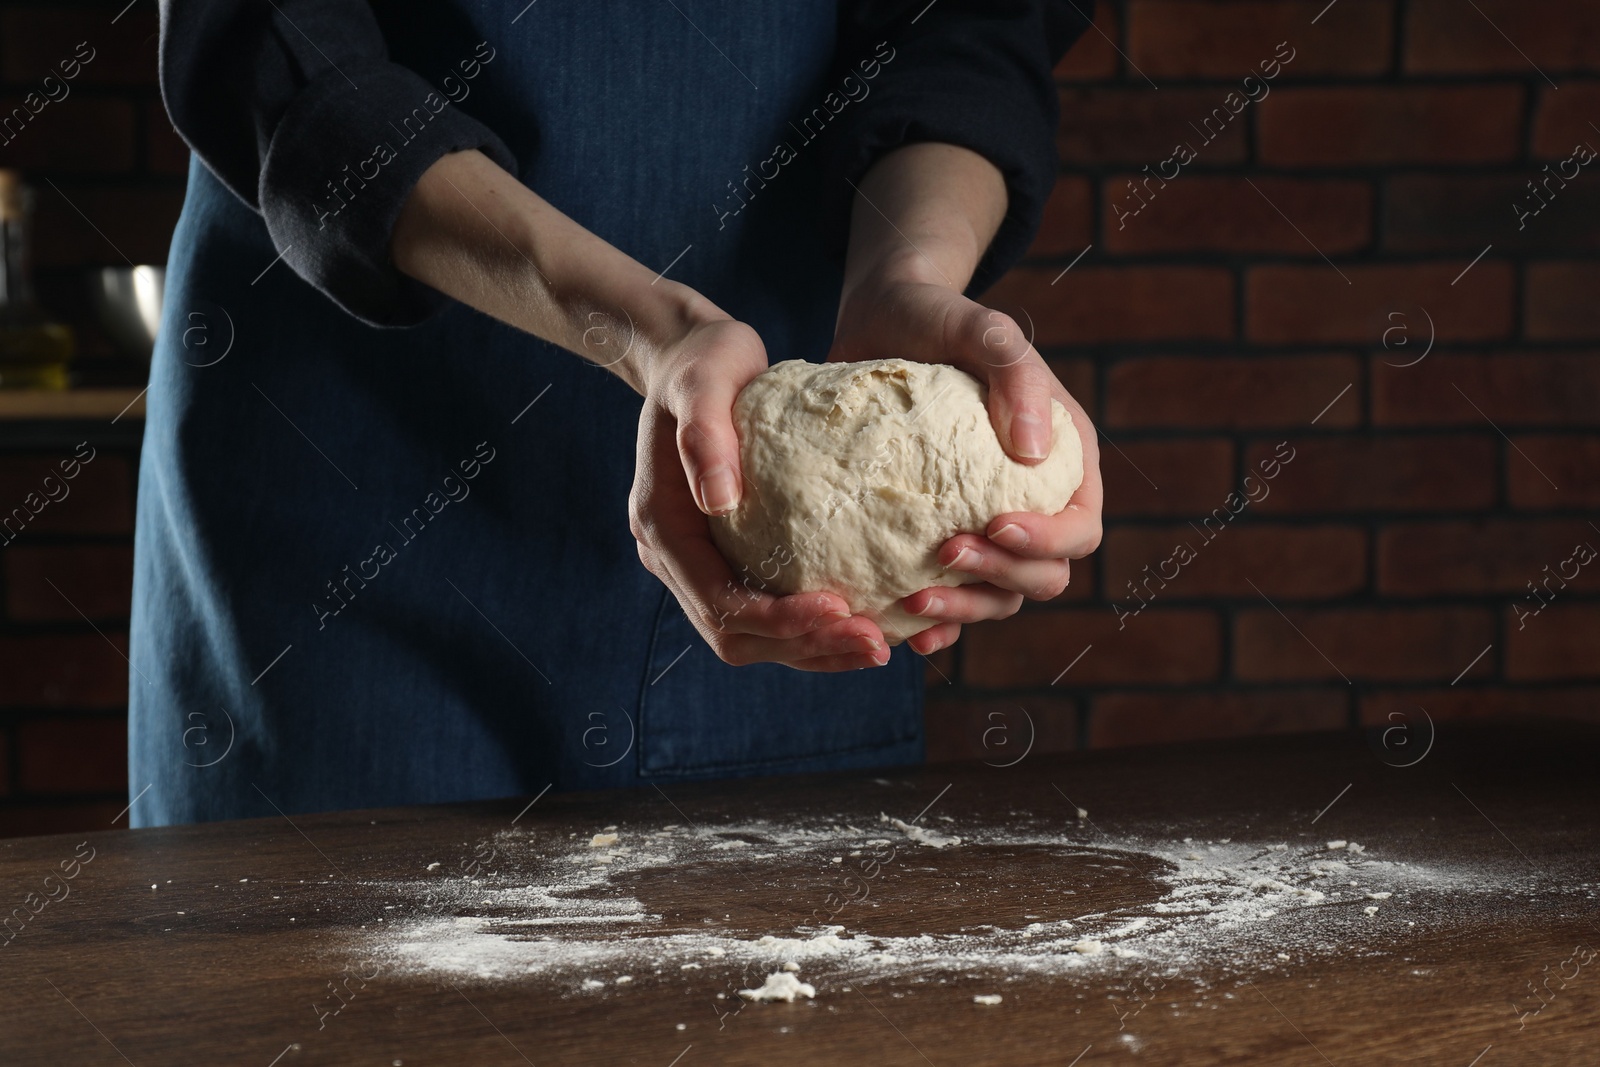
[129,0,923,826]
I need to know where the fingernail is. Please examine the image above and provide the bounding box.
[813,610,851,629]
[949,547,981,571]
[915,595,945,618]
[699,467,739,514]
[990,523,1028,550]
[849,635,883,655]
[1012,412,1049,460]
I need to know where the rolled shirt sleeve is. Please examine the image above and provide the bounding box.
[823,0,1095,296]
[158,0,518,326]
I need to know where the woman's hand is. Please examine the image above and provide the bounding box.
[394,150,887,671]
[828,266,1103,656]
[830,143,1103,657]
[629,317,892,672]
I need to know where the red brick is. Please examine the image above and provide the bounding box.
[0,634,128,709]
[144,100,189,176]
[1106,355,1361,429]
[1378,520,1600,596]
[1385,174,1600,254]
[1531,83,1600,159]
[1027,177,1093,259]
[1129,1,1392,78]
[1526,263,1600,341]
[1056,0,1119,81]
[1104,175,1371,255]
[1090,688,1348,748]
[1361,687,1600,728]
[0,454,133,538]
[924,696,1077,764]
[1246,262,1514,345]
[965,607,1221,687]
[0,800,124,838]
[987,267,1234,346]
[1101,437,1234,518]
[1506,604,1600,681]
[1244,436,1497,514]
[1105,523,1366,601]
[4,545,133,621]
[33,186,183,268]
[1057,88,1248,165]
[1372,352,1600,428]
[15,716,126,794]
[0,97,134,172]
[0,6,160,86]
[1507,435,1600,509]
[1258,86,1524,166]
[1405,0,1600,74]
[1235,607,1493,682]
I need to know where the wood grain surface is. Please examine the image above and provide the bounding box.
[1,723,1597,1066]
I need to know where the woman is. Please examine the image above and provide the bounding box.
[131,0,1103,824]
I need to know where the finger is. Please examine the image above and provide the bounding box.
[953,305,1057,464]
[668,333,765,516]
[788,650,896,673]
[939,535,1071,600]
[985,503,1103,561]
[659,523,865,642]
[640,408,858,639]
[906,622,962,656]
[986,415,1105,559]
[717,618,891,669]
[901,583,1024,624]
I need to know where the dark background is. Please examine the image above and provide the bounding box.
[0,0,1596,835]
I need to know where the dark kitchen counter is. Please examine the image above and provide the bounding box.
[2,722,1596,1065]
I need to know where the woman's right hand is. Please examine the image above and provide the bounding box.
[629,317,892,672]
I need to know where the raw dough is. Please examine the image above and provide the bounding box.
[711,359,1083,644]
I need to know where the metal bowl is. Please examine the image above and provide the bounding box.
[88,265,164,359]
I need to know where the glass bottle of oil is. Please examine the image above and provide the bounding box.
[0,169,74,389]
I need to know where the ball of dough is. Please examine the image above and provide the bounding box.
[710,358,1083,644]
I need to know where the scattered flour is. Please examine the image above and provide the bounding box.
[973,994,1003,1005]
[879,814,961,849]
[351,815,1533,998]
[740,972,816,1002]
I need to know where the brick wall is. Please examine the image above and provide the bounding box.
[0,0,179,835]
[0,1,1597,826]
[928,0,1600,761]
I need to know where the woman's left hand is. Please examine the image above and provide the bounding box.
[826,265,1104,657]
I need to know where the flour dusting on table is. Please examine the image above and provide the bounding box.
[352,815,1539,996]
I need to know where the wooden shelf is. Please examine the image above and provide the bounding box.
[0,387,146,422]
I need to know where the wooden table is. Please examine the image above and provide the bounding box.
[3,724,1596,1065]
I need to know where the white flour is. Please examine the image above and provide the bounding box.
[739,972,816,1002]
[355,816,1537,994]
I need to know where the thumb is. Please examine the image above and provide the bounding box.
[673,364,752,517]
[962,307,1054,463]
